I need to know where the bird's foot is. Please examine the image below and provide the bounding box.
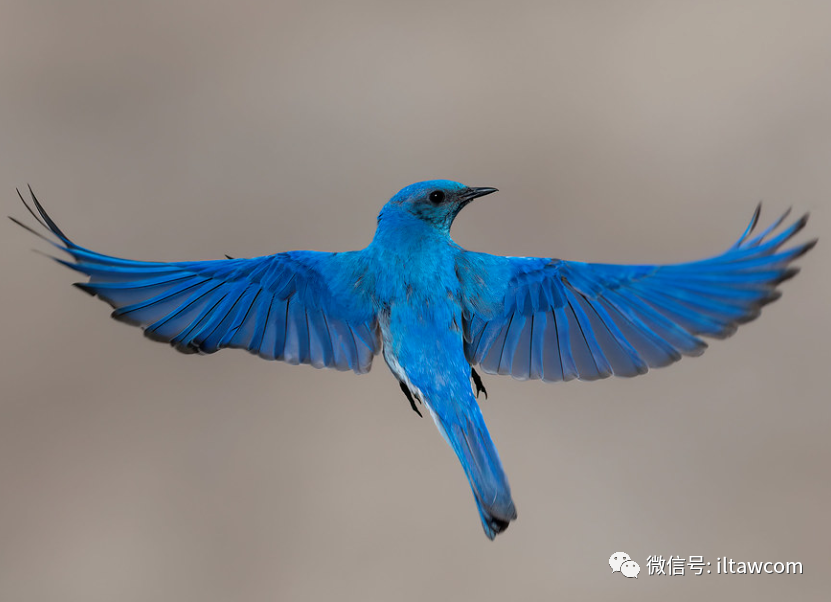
[471,367,488,399]
[399,381,422,417]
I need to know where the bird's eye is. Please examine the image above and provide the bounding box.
[429,190,445,204]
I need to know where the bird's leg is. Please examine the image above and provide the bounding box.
[471,367,488,399]
[399,381,423,417]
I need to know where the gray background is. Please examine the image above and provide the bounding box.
[1,1,828,600]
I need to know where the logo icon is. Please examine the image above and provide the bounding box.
[609,552,631,573]
[621,560,641,578]
[610,552,639,579]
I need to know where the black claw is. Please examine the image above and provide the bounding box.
[399,381,422,417]
[471,367,488,399]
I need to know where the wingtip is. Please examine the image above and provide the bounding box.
[750,201,762,229]
[734,202,763,248]
[778,213,812,247]
[775,267,801,284]
[9,214,54,244]
[27,186,70,243]
[72,282,97,296]
[793,237,818,260]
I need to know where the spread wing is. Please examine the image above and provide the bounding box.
[12,188,379,373]
[457,206,815,381]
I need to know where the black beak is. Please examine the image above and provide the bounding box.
[461,187,499,202]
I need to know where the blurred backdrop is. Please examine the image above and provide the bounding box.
[1,1,828,600]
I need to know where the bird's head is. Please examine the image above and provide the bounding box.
[379,180,498,234]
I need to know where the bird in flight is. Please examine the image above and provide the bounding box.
[11,181,815,539]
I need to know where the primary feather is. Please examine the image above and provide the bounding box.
[458,206,814,382]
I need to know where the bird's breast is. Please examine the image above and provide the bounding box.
[368,245,460,304]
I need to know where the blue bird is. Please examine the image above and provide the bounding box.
[11,181,815,539]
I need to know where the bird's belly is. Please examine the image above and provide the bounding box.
[378,300,470,399]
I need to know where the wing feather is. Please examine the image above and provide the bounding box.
[459,206,814,381]
[12,190,380,373]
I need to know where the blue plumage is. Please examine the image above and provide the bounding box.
[11,181,814,539]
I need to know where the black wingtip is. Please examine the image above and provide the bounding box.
[793,238,818,260]
[746,206,794,247]
[749,202,762,230]
[26,185,72,245]
[794,212,809,233]
[734,202,763,248]
[772,213,812,250]
[780,206,793,225]
[13,185,78,249]
[8,215,51,242]
[16,187,49,230]
[775,267,801,284]
[72,282,97,296]
[758,290,783,307]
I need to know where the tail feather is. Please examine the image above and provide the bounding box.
[428,397,517,539]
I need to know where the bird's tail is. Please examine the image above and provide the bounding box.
[427,395,517,539]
